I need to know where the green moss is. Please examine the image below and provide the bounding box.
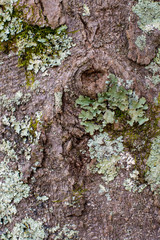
[132,0,160,32]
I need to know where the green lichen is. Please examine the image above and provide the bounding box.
[0,0,23,43]
[0,90,45,225]
[123,170,147,193]
[132,0,160,32]
[54,91,63,114]
[0,140,18,161]
[76,74,148,135]
[135,34,146,50]
[1,218,46,239]
[0,160,30,225]
[0,0,74,75]
[2,111,42,144]
[50,224,79,240]
[145,49,160,85]
[99,184,112,201]
[88,132,124,183]
[0,91,31,112]
[145,135,160,194]
[82,4,90,16]
[36,196,49,202]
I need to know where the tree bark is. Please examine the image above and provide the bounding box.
[0,0,160,239]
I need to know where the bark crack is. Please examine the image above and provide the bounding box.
[38,0,49,24]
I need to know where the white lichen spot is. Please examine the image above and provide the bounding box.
[82,4,90,16]
[37,196,49,202]
[99,184,112,201]
[123,170,147,193]
[54,91,63,114]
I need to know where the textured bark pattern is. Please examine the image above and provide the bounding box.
[1,0,160,239]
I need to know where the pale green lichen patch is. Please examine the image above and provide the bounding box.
[135,34,146,51]
[0,0,75,75]
[0,90,45,226]
[0,140,18,161]
[132,0,160,32]
[54,91,63,114]
[0,0,23,42]
[123,170,147,193]
[36,195,49,202]
[76,74,148,135]
[0,91,31,112]
[88,132,124,183]
[82,4,90,16]
[145,49,160,85]
[2,111,42,144]
[1,218,45,239]
[50,224,79,240]
[0,160,30,225]
[99,184,112,201]
[145,135,160,194]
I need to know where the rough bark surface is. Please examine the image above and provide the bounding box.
[1,0,160,239]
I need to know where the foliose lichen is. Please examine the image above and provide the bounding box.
[123,170,147,193]
[2,111,42,145]
[98,184,112,201]
[82,4,90,16]
[88,132,124,183]
[1,218,46,240]
[145,48,160,85]
[145,135,160,194]
[76,74,148,135]
[135,34,146,51]
[0,91,31,112]
[0,160,30,225]
[50,224,79,240]
[132,0,160,32]
[54,91,63,114]
[36,195,49,202]
[0,90,45,226]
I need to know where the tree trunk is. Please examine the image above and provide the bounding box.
[0,0,160,239]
